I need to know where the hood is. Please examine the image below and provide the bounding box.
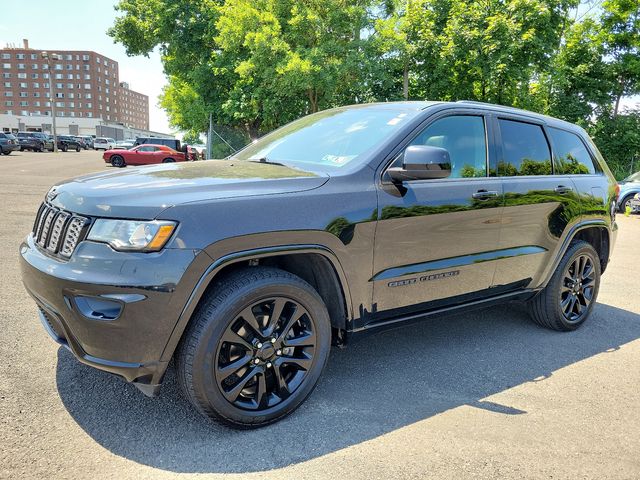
[48,160,329,219]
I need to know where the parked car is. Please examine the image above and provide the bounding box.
[616,171,640,212]
[191,144,206,159]
[103,144,186,167]
[73,136,89,150]
[113,140,135,150]
[94,137,116,150]
[627,193,640,214]
[20,101,618,428]
[56,135,82,152]
[16,132,54,152]
[135,136,181,150]
[0,132,20,155]
[81,136,95,149]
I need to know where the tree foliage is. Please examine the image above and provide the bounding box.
[110,0,640,176]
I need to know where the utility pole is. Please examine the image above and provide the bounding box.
[206,112,213,160]
[41,51,58,152]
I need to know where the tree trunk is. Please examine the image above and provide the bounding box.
[308,89,318,113]
[245,121,260,141]
[403,62,409,100]
[613,76,626,119]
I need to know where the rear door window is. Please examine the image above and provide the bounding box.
[548,127,597,174]
[497,119,551,176]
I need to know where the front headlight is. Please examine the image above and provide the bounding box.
[87,219,177,252]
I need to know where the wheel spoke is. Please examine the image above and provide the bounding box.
[272,362,290,397]
[254,371,267,408]
[284,330,316,348]
[265,298,286,337]
[561,294,573,312]
[238,306,262,336]
[279,353,313,371]
[217,354,252,381]
[222,366,260,402]
[582,286,594,302]
[278,304,307,342]
[582,261,593,281]
[220,329,253,351]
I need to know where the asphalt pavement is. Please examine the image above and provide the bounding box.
[1,150,639,479]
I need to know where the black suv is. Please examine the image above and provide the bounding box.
[20,101,618,428]
[56,135,82,152]
[16,131,54,152]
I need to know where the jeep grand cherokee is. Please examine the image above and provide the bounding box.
[20,101,618,428]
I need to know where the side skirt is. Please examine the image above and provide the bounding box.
[347,288,538,341]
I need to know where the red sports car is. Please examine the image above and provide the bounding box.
[103,144,187,168]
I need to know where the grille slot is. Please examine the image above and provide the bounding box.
[32,203,88,258]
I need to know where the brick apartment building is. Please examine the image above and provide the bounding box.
[0,39,149,130]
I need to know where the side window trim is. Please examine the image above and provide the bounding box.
[494,116,554,177]
[381,110,492,183]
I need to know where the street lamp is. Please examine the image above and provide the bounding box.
[41,51,58,152]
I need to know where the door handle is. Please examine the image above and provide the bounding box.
[554,185,573,194]
[472,190,499,200]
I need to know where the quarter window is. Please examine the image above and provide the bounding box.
[497,119,551,176]
[409,115,487,178]
[548,127,596,175]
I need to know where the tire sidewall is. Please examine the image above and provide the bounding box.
[188,276,331,426]
[111,155,125,167]
[546,242,601,330]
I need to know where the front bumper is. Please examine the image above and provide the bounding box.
[20,234,209,394]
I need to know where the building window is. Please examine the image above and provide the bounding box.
[54,64,63,70]
[85,93,91,99]
[67,83,74,89]
[83,65,89,71]
[86,102,92,108]
[55,73,63,79]
[43,83,49,89]
[55,93,64,98]
[55,82,63,88]
[42,73,49,79]
[19,92,28,97]
[32,82,39,88]
[2,82,9,87]
[19,101,28,106]
[2,63,10,69]
[67,74,73,80]
[33,92,40,97]
[34,101,40,106]
[31,64,38,70]
[55,101,64,107]
[16,54,25,60]
[84,74,90,80]
[4,92,12,97]
[4,101,13,106]
[20,110,28,115]
[17,63,25,69]
[30,54,38,60]
[65,54,72,61]
[82,54,89,61]
[68,93,75,98]
[31,73,38,79]
[33,110,41,115]
[1,54,10,59]
[17,73,26,79]
[19,82,27,88]
[66,64,73,70]
[84,83,90,89]
[86,112,92,118]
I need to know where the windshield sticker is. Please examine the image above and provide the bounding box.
[322,154,355,165]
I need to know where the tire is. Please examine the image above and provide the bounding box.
[1,150,9,156]
[110,155,125,168]
[162,157,175,163]
[528,240,600,331]
[61,144,68,152]
[619,195,635,213]
[75,146,81,152]
[37,143,44,152]
[176,267,331,429]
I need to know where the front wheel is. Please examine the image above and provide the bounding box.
[162,157,175,163]
[528,240,600,331]
[75,146,81,152]
[177,267,331,428]
[61,144,68,152]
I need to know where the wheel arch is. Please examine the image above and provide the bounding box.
[542,221,612,288]
[159,245,352,365]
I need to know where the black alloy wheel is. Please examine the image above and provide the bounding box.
[560,254,595,323]
[162,157,175,163]
[110,155,125,168]
[177,267,331,428]
[215,297,317,411]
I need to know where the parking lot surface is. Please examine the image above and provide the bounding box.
[1,150,639,479]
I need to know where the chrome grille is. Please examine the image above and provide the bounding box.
[32,203,89,258]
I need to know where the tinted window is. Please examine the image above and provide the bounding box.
[498,119,551,176]
[138,146,156,152]
[410,115,487,178]
[548,127,596,175]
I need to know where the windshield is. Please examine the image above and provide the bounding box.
[232,105,420,169]
[623,171,640,182]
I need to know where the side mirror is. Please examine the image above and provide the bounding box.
[387,145,452,182]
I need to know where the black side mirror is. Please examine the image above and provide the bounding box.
[387,145,452,182]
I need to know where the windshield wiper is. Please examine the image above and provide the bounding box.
[247,157,285,166]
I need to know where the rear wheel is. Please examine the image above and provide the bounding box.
[528,240,600,331]
[619,195,634,213]
[1,150,9,155]
[75,145,81,152]
[110,155,125,168]
[177,267,331,428]
[61,144,68,152]
[37,143,44,152]
[162,157,175,163]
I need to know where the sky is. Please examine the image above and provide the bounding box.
[0,0,172,134]
[0,0,636,136]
